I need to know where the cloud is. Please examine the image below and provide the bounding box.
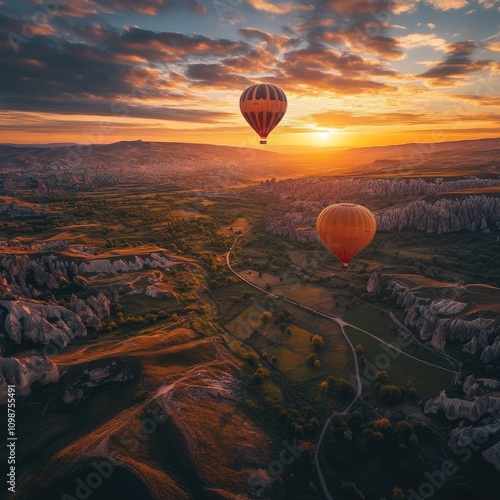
[28,0,207,18]
[185,63,252,88]
[484,34,500,52]
[477,0,500,9]
[296,1,407,60]
[238,28,300,51]
[453,95,500,106]
[424,0,468,10]
[399,33,447,51]
[310,110,429,127]
[428,22,436,29]
[0,16,247,121]
[282,46,398,76]
[0,100,228,122]
[272,60,395,94]
[487,42,500,51]
[70,24,249,63]
[418,41,499,86]
[243,0,313,14]
[310,108,500,128]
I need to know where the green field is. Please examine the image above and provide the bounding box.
[343,306,454,370]
[344,326,452,397]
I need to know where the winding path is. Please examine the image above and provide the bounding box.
[225,239,459,500]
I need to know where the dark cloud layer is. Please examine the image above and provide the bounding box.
[419,41,499,86]
[0,14,246,118]
[1,0,498,132]
[28,0,207,18]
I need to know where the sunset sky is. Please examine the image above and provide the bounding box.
[0,0,499,148]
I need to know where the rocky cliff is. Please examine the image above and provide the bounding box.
[259,177,500,238]
[0,355,59,402]
[432,375,500,471]
[389,281,499,361]
[377,196,500,233]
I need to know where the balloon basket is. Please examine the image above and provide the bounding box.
[260,140,267,144]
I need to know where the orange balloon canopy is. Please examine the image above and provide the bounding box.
[316,203,377,268]
[240,84,287,144]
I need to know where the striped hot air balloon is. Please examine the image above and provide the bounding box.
[316,203,377,269]
[239,84,287,144]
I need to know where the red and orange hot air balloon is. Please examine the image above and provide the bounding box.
[240,84,287,144]
[316,203,377,269]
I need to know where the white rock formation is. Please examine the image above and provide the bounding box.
[481,336,500,363]
[482,441,500,471]
[448,422,500,450]
[389,281,498,359]
[424,393,500,421]
[127,285,172,298]
[79,253,174,275]
[1,300,87,347]
[0,356,59,401]
[366,271,380,294]
[463,374,500,399]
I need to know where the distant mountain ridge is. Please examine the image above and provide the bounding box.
[0,137,498,178]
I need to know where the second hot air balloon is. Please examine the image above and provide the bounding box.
[240,84,287,144]
[316,203,376,269]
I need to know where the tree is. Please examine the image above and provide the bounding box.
[261,311,273,324]
[396,420,414,437]
[308,353,317,366]
[377,370,389,383]
[379,384,401,403]
[327,377,356,401]
[409,434,419,447]
[320,381,328,393]
[362,428,384,447]
[371,418,391,431]
[313,359,321,369]
[355,344,364,357]
[311,335,324,351]
[285,326,292,335]
[392,487,405,500]
[265,283,271,291]
[252,367,269,383]
[340,481,365,500]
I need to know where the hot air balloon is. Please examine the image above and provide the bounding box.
[240,84,287,144]
[316,203,376,269]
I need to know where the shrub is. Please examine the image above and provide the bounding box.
[311,335,324,351]
[340,481,365,500]
[392,487,405,500]
[261,311,273,324]
[371,418,391,431]
[379,384,401,403]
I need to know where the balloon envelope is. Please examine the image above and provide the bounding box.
[316,203,376,268]
[240,84,287,144]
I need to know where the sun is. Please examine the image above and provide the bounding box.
[312,128,339,145]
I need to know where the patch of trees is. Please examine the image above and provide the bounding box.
[326,412,422,498]
[321,377,356,402]
[374,371,418,403]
